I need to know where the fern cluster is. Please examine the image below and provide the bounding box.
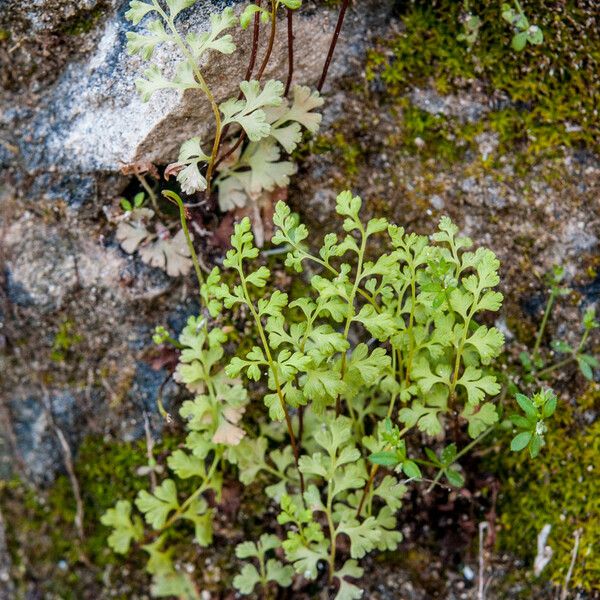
[102,191,523,598]
[116,0,323,276]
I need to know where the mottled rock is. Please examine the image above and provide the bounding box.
[409,87,488,123]
[3,0,392,184]
[0,507,13,600]
[9,391,78,485]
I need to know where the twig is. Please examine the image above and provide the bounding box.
[317,0,350,92]
[478,521,489,600]
[560,529,582,600]
[41,389,85,542]
[284,8,294,96]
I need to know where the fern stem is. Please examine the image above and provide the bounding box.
[317,0,350,92]
[256,0,278,80]
[450,289,481,396]
[337,223,368,415]
[284,8,294,95]
[136,172,163,217]
[162,191,204,295]
[245,0,263,80]
[238,268,306,495]
[355,464,378,518]
[355,425,408,518]
[404,276,417,384]
[325,471,337,582]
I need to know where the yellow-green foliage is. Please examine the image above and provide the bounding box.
[367,0,600,158]
[50,319,82,362]
[494,385,600,591]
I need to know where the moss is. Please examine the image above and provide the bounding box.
[61,5,105,36]
[0,434,182,596]
[490,384,600,591]
[398,100,469,163]
[366,0,600,161]
[50,319,82,363]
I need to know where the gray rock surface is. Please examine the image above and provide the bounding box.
[3,0,387,179]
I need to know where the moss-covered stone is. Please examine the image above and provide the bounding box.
[490,383,600,591]
[0,434,181,596]
[366,0,600,161]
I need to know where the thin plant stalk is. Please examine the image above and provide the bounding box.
[284,8,294,95]
[256,0,278,80]
[136,172,162,217]
[317,0,350,92]
[162,191,204,295]
[237,267,305,495]
[337,221,368,415]
[532,288,557,361]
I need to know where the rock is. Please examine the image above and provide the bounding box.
[430,194,445,210]
[2,0,393,184]
[409,87,488,123]
[9,390,78,486]
[2,209,173,313]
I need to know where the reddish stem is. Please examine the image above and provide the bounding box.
[284,8,294,96]
[245,0,262,82]
[214,132,246,171]
[317,0,350,92]
[298,404,304,443]
[356,464,378,518]
[213,1,262,172]
[256,0,277,80]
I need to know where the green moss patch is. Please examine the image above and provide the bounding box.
[491,384,600,591]
[0,435,180,596]
[366,0,600,160]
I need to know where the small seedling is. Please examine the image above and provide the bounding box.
[501,1,543,51]
[509,389,557,458]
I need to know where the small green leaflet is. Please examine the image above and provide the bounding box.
[186,8,237,58]
[334,559,364,600]
[136,479,179,529]
[220,80,284,141]
[126,20,172,60]
[101,500,143,554]
[461,402,499,438]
